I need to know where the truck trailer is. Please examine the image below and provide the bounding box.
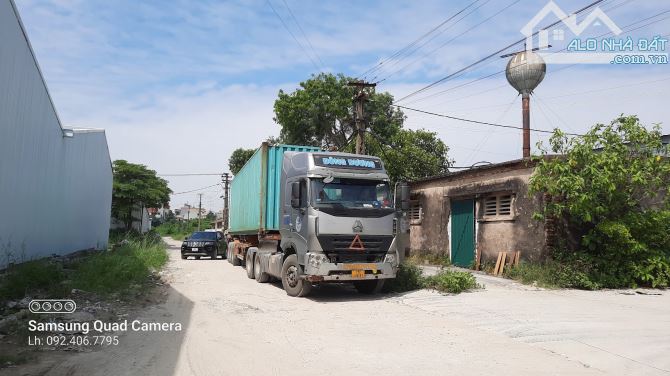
[226,142,408,297]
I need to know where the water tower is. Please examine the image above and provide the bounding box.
[504,50,546,158]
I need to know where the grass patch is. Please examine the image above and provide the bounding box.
[504,261,599,290]
[383,263,480,294]
[71,239,168,295]
[154,219,206,241]
[0,260,68,300]
[0,234,168,302]
[423,270,480,294]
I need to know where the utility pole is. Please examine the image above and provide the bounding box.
[347,81,376,155]
[220,173,231,230]
[197,193,203,231]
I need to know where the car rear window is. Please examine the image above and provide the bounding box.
[189,232,216,240]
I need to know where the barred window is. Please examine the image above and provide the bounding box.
[409,200,423,225]
[482,194,514,218]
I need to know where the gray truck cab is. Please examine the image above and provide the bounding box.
[277,151,400,292]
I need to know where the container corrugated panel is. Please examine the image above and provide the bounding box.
[229,144,320,234]
[229,146,264,234]
[266,144,320,230]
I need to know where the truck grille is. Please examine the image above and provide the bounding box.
[317,235,393,263]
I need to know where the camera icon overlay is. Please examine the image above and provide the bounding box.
[29,299,76,314]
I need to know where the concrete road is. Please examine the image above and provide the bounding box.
[18,238,670,375]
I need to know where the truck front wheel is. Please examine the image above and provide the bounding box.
[281,254,312,297]
[354,280,385,294]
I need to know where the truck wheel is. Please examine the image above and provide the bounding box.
[226,242,234,264]
[281,254,312,297]
[246,253,255,279]
[254,255,269,283]
[354,280,385,294]
[231,251,240,266]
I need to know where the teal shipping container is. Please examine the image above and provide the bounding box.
[229,143,321,235]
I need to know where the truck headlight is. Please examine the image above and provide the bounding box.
[384,253,397,266]
[307,253,328,269]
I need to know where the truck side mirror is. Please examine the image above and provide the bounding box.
[291,182,300,208]
[399,182,410,211]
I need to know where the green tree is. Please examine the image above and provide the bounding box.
[274,73,404,150]
[273,73,450,181]
[112,160,172,230]
[228,148,255,175]
[364,128,451,182]
[530,115,670,288]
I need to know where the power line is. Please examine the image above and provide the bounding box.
[404,4,666,107]
[159,173,224,176]
[357,0,481,80]
[266,0,321,71]
[281,0,325,69]
[394,0,607,103]
[370,0,492,82]
[394,104,584,136]
[172,183,221,195]
[376,0,521,84]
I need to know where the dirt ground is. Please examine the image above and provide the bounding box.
[4,238,669,376]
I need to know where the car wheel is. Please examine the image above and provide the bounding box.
[209,250,217,260]
[353,280,385,294]
[246,253,255,279]
[281,254,312,297]
[254,255,269,283]
[195,256,201,260]
[181,254,187,260]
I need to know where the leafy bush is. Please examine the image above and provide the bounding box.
[530,116,670,288]
[383,263,424,293]
[423,270,480,294]
[154,219,205,241]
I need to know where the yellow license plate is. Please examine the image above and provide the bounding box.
[351,270,365,279]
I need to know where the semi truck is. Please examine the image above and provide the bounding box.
[226,142,409,297]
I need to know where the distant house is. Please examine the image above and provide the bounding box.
[211,211,225,231]
[0,1,112,267]
[176,204,205,221]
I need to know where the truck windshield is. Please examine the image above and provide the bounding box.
[311,178,392,209]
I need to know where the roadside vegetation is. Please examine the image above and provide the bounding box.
[0,231,168,301]
[383,263,480,294]
[154,219,207,241]
[523,116,670,289]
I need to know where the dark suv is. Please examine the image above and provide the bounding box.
[181,231,225,260]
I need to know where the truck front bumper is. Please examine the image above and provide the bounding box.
[303,252,397,282]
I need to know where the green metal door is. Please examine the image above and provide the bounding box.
[451,199,475,267]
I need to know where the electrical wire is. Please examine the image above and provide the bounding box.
[159,173,225,176]
[357,0,481,80]
[172,183,222,195]
[394,104,584,136]
[393,0,608,104]
[280,0,325,68]
[266,0,321,71]
[376,0,521,84]
[370,0,493,82]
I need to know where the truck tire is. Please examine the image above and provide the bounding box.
[254,255,269,283]
[245,253,255,279]
[227,242,235,265]
[354,280,385,294]
[281,254,312,297]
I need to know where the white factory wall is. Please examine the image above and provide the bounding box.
[0,0,113,266]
